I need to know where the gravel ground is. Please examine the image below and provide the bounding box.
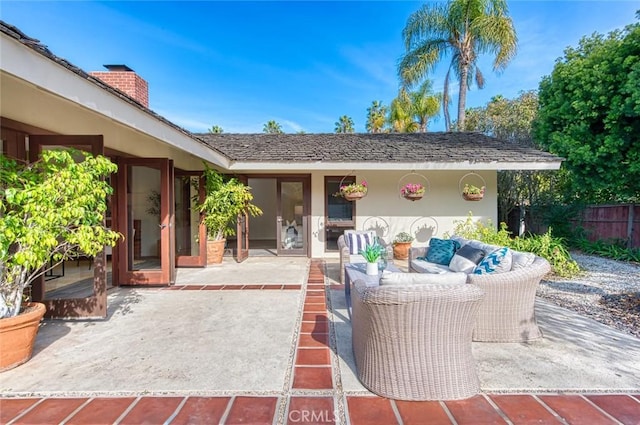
[538,252,640,338]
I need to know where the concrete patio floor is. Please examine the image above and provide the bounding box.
[1,257,639,424]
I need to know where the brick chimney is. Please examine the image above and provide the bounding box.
[90,64,149,108]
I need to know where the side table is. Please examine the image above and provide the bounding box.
[344,262,401,319]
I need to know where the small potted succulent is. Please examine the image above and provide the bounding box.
[339,180,368,201]
[392,232,415,260]
[462,184,485,201]
[359,240,386,275]
[400,183,426,201]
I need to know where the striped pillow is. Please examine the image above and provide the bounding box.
[474,247,513,274]
[346,231,376,255]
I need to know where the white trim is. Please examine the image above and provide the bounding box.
[227,161,562,171]
[1,33,230,169]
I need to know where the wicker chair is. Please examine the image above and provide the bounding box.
[408,246,551,342]
[469,256,551,342]
[337,231,393,285]
[351,279,484,400]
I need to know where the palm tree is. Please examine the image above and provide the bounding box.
[335,115,355,133]
[366,101,388,133]
[398,0,517,130]
[263,120,284,134]
[208,125,224,134]
[411,80,441,132]
[389,89,418,133]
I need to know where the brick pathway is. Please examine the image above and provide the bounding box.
[2,260,639,424]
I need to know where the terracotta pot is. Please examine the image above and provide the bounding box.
[343,191,366,201]
[463,193,484,201]
[0,302,46,372]
[393,242,412,260]
[207,238,227,264]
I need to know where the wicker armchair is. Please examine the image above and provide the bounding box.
[469,256,551,342]
[408,246,551,342]
[337,231,393,285]
[351,279,484,400]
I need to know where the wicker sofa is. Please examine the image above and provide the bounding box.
[337,230,393,285]
[351,279,484,400]
[408,240,551,342]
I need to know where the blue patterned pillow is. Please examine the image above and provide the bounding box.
[425,238,461,266]
[474,247,513,274]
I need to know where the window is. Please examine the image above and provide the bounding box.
[324,176,355,251]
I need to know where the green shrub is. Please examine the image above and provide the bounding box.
[447,213,580,277]
[576,238,640,263]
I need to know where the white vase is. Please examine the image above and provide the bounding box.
[366,262,378,276]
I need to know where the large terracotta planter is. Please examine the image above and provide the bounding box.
[393,242,412,260]
[0,302,46,372]
[207,238,227,265]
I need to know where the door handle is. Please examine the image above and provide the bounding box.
[159,224,168,229]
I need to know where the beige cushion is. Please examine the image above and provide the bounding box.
[380,271,467,286]
[410,259,451,274]
[512,251,536,270]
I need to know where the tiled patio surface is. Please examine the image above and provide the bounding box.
[1,259,639,424]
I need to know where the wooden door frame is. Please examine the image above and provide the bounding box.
[116,158,174,285]
[276,176,311,257]
[174,170,207,267]
[29,135,108,318]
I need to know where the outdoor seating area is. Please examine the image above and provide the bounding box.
[1,256,639,424]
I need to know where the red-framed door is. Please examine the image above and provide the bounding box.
[116,158,175,285]
[174,171,207,267]
[28,135,109,318]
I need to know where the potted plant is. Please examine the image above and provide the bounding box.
[0,150,120,371]
[392,232,415,260]
[400,183,426,201]
[359,240,386,275]
[339,180,368,201]
[462,184,485,201]
[198,165,263,264]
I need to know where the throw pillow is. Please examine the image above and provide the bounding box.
[346,231,375,255]
[511,251,536,270]
[474,247,513,275]
[380,271,466,286]
[449,244,486,273]
[425,238,461,266]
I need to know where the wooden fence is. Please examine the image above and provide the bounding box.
[578,204,639,249]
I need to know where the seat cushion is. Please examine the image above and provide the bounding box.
[345,231,376,255]
[474,247,513,274]
[380,271,467,286]
[410,259,451,274]
[449,244,486,273]
[424,238,461,266]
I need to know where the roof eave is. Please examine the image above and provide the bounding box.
[227,161,563,171]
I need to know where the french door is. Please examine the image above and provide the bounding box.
[29,135,108,318]
[277,177,310,256]
[116,158,175,285]
[174,171,207,267]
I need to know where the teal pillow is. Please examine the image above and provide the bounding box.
[425,238,461,266]
[474,247,513,274]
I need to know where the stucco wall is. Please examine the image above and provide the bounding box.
[309,170,496,258]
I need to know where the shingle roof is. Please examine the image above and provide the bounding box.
[196,133,562,166]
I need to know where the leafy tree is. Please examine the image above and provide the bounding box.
[462,91,563,230]
[208,125,224,134]
[533,15,640,203]
[263,120,284,134]
[389,89,418,133]
[366,100,388,133]
[0,150,120,318]
[335,115,355,133]
[389,81,441,133]
[399,0,517,131]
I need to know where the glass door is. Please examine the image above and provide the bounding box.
[174,172,206,267]
[28,135,108,319]
[117,158,175,285]
[277,177,309,256]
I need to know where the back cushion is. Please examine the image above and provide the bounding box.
[449,244,486,273]
[512,251,536,270]
[425,238,461,266]
[345,231,375,255]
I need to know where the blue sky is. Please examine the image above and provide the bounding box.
[2,1,638,133]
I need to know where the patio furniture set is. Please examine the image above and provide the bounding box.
[338,231,551,401]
